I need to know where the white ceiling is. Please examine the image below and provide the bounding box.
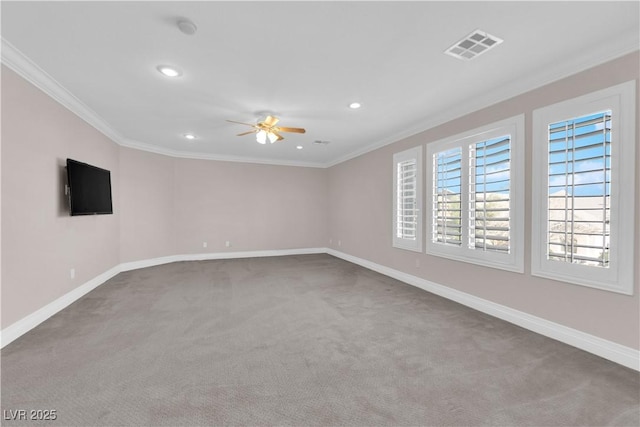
[2,1,638,167]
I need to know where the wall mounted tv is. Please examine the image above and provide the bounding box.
[66,158,113,216]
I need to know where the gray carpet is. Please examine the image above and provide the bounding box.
[1,254,638,426]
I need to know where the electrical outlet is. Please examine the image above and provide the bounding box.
[338,240,341,247]
[203,242,208,248]
[329,238,333,244]
[70,268,75,279]
[225,241,231,247]
[415,259,420,268]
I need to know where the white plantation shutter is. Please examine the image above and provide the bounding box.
[396,159,418,239]
[433,148,462,246]
[546,112,610,267]
[427,115,524,273]
[532,81,635,294]
[469,136,511,253]
[393,146,422,252]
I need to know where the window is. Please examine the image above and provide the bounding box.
[426,115,524,272]
[433,147,462,246]
[532,81,635,294]
[469,135,512,254]
[547,112,611,267]
[393,146,422,252]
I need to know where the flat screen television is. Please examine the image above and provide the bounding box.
[66,158,113,216]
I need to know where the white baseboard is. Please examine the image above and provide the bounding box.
[174,247,327,262]
[326,248,639,371]
[118,248,327,272]
[0,266,121,348]
[2,247,638,371]
[0,247,325,348]
[118,255,183,272]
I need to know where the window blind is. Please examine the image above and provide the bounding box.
[547,111,611,268]
[396,159,417,239]
[469,136,511,253]
[433,148,462,246]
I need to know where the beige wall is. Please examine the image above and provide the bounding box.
[2,51,638,351]
[119,149,328,263]
[1,67,120,328]
[328,52,640,349]
[1,66,329,329]
[119,147,175,263]
[173,159,327,254]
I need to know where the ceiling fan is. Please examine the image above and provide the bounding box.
[227,115,306,144]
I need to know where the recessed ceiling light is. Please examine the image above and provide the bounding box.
[184,133,196,140]
[296,145,303,150]
[349,102,361,109]
[157,65,182,77]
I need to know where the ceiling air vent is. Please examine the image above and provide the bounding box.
[444,29,503,61]
[313,140,331,145]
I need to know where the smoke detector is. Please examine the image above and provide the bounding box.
[444,29,503,61]
[177,19,197,35]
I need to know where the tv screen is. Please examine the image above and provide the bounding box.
[66,159,113,216]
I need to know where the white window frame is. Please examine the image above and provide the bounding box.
[532,81,635,295]
[426,115,525,273]
[393,146,423,252]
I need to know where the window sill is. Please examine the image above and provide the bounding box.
[426,247,524,274]
[392,242,422,253]
[531,268,633,296]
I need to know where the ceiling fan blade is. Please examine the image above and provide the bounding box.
[226,119,257,127]
[275,126,306,134]
[271,131,284,141]
[262,115,280,127]
[236,130,257,136]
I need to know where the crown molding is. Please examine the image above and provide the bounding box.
[1,38,126,145]
[326,30,640,168]
[3,32,638,170]
[1,37,325,169]
[118,138,326,168]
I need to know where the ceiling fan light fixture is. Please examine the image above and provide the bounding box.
[229,116,305,144]
[256,130,268,144]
